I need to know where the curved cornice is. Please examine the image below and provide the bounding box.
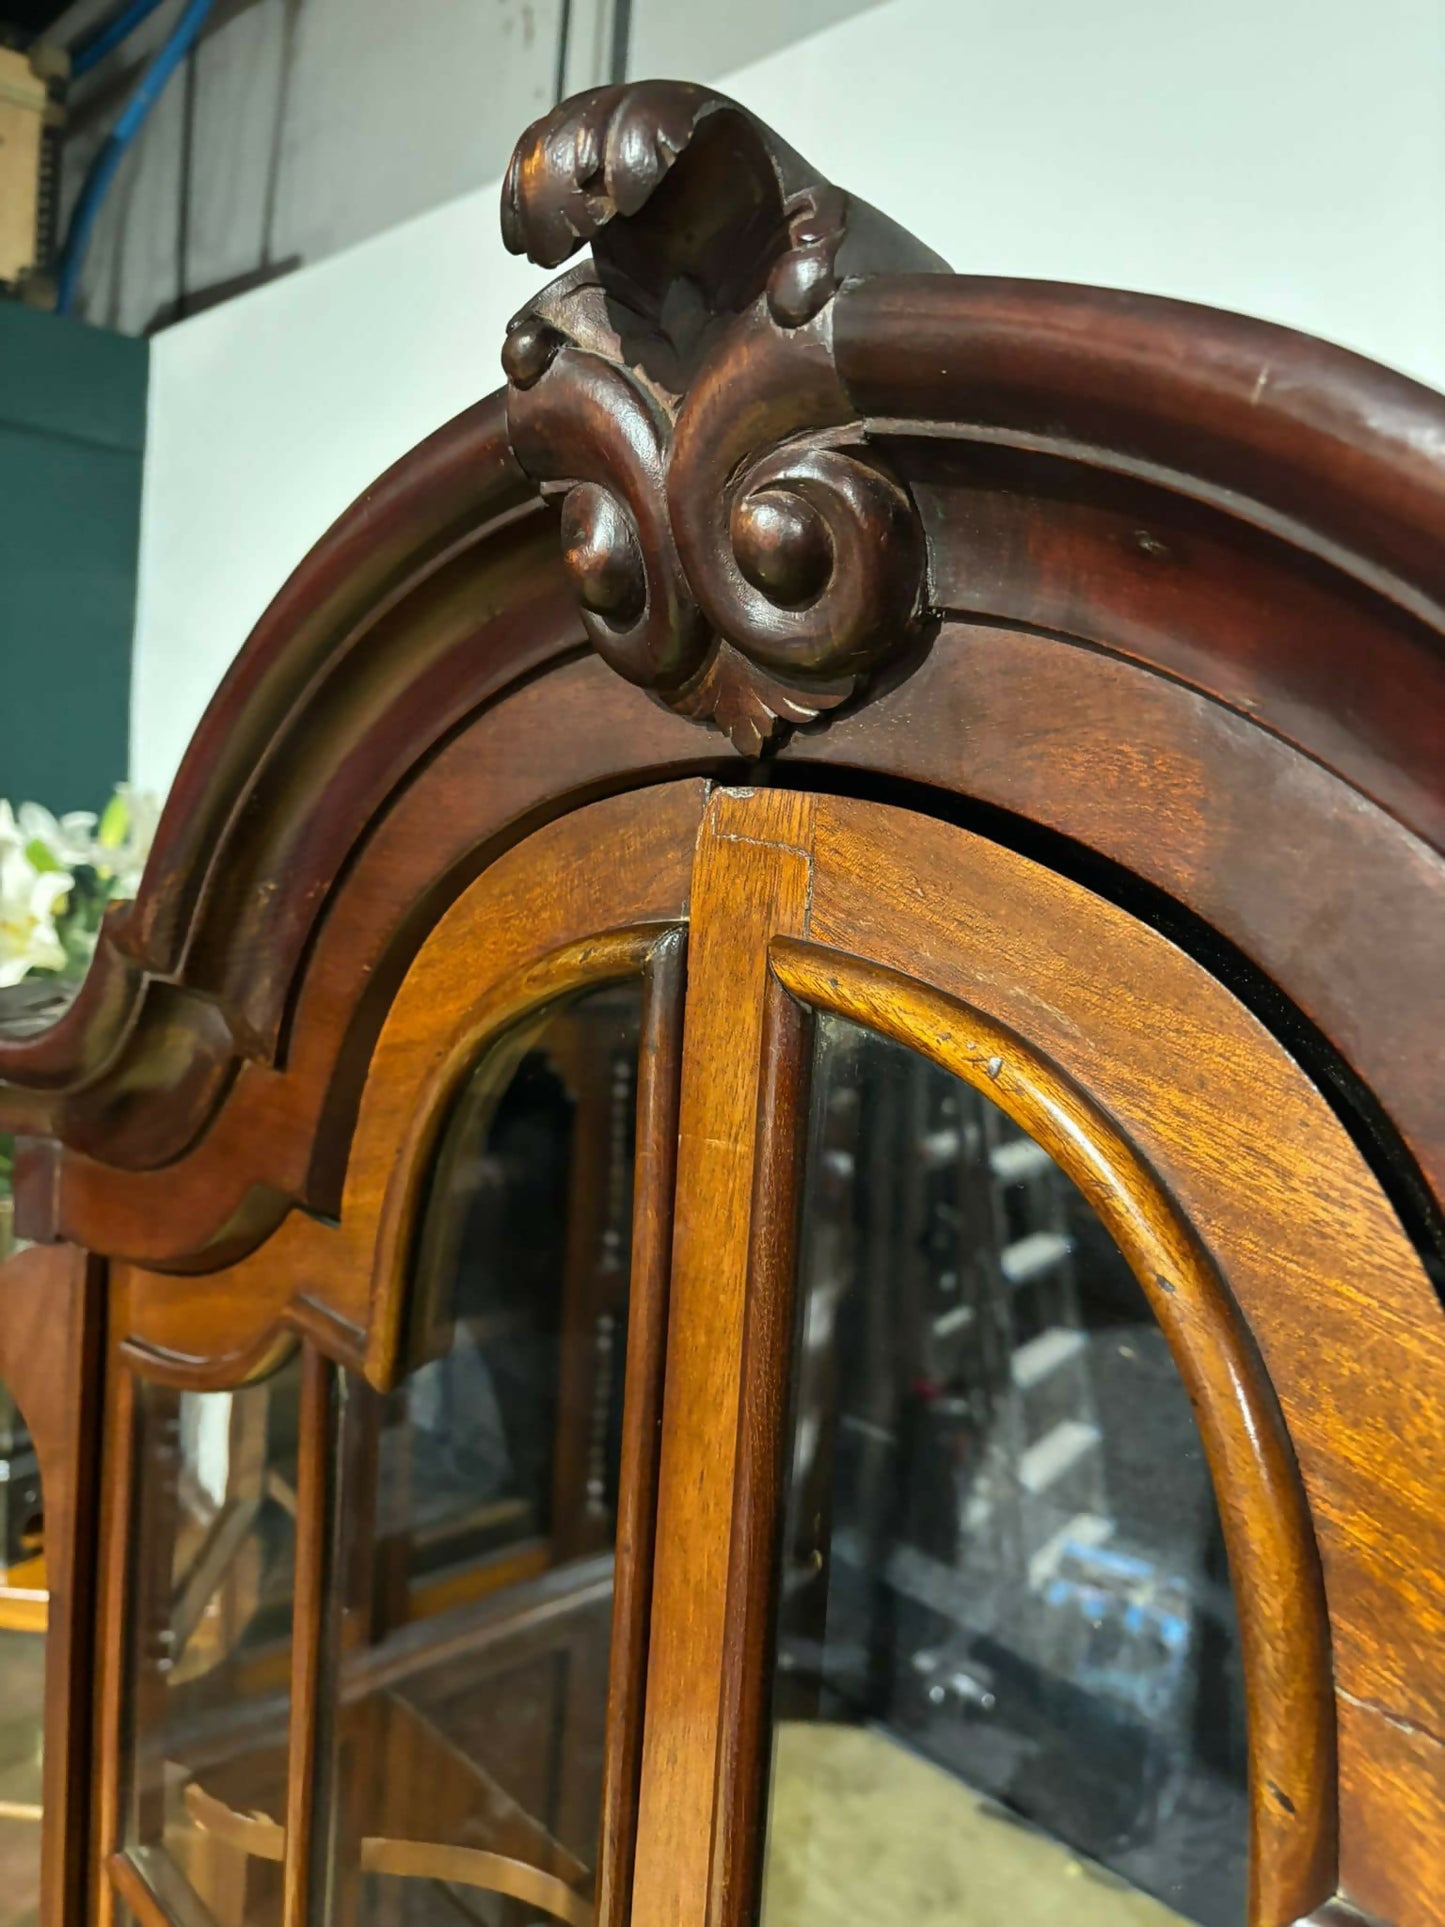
[1,79,1442,1225]
[837,272,1445,636]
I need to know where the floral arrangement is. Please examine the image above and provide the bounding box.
[0,784,159,1200]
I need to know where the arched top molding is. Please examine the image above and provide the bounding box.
[2,79,1443,1264]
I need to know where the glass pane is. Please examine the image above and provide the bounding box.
[761,1015,1247,1927]
[123,1357,302,1926]
[314,983,642,1927]
[0,1378,44,1927]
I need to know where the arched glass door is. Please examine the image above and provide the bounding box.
[113,973,677,1927]
[309,982,646,1927]
[116,986,656,1927]
[101,787,698,1927]
[629,785,1438,1927]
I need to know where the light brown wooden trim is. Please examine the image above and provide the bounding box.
[116,1328,300,1391]
[361,1841,593,1926]
[771,937,1335,1923]
[1336,1689,1445,1926]
[595,929,687,1927]
[108,1848,218,1927]
[365,923,665,1388]
[404,1541,551,1625]
[282,1346,335,1927]
[106,1850,178,1927]
[631,789,818,1927]
[168,1789,596,1927]
[707,972,813,1927]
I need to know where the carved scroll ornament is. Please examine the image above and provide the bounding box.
[500,81,948,753]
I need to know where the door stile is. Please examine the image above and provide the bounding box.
[596,927,688,1927]
[630,790,817,1927]
[91,1348,134,1927]
[707,971,814,1927]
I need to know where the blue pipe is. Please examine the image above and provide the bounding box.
[70,0,170,80]
[57,0,216,315]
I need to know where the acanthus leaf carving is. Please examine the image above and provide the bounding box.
[500,81,949,752]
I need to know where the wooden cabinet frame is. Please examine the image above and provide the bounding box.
[1,77,1442,1927]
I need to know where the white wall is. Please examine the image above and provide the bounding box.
[131,192,548,794]
[630,0,887,86]
[131,0,1445,797]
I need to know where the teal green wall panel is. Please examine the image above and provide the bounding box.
[0,305,147,816]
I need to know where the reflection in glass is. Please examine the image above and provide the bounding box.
[313,983,642,1927]
[124,1358,301,1926]
[761,1016,1247,1927]
[0,1379,44,1927]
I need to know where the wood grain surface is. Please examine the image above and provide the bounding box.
[631,789,816,1927]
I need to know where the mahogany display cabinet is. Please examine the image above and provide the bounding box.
[0,79,1442,1927]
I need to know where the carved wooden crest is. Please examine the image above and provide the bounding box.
[500,80,948,753]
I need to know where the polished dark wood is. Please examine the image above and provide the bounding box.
[501,82,945,753]
[0,72,1438,1927]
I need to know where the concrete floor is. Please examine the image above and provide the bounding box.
[0,1626,43,1927]
[763,1722,1188,1927]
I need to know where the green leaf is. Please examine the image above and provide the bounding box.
[24,837,60,873]
[98,790,130,850]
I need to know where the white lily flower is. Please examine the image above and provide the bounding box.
[16,800,99,872]
[0,835,73,988]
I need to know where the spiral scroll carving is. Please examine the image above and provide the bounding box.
[500,81,948,753]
